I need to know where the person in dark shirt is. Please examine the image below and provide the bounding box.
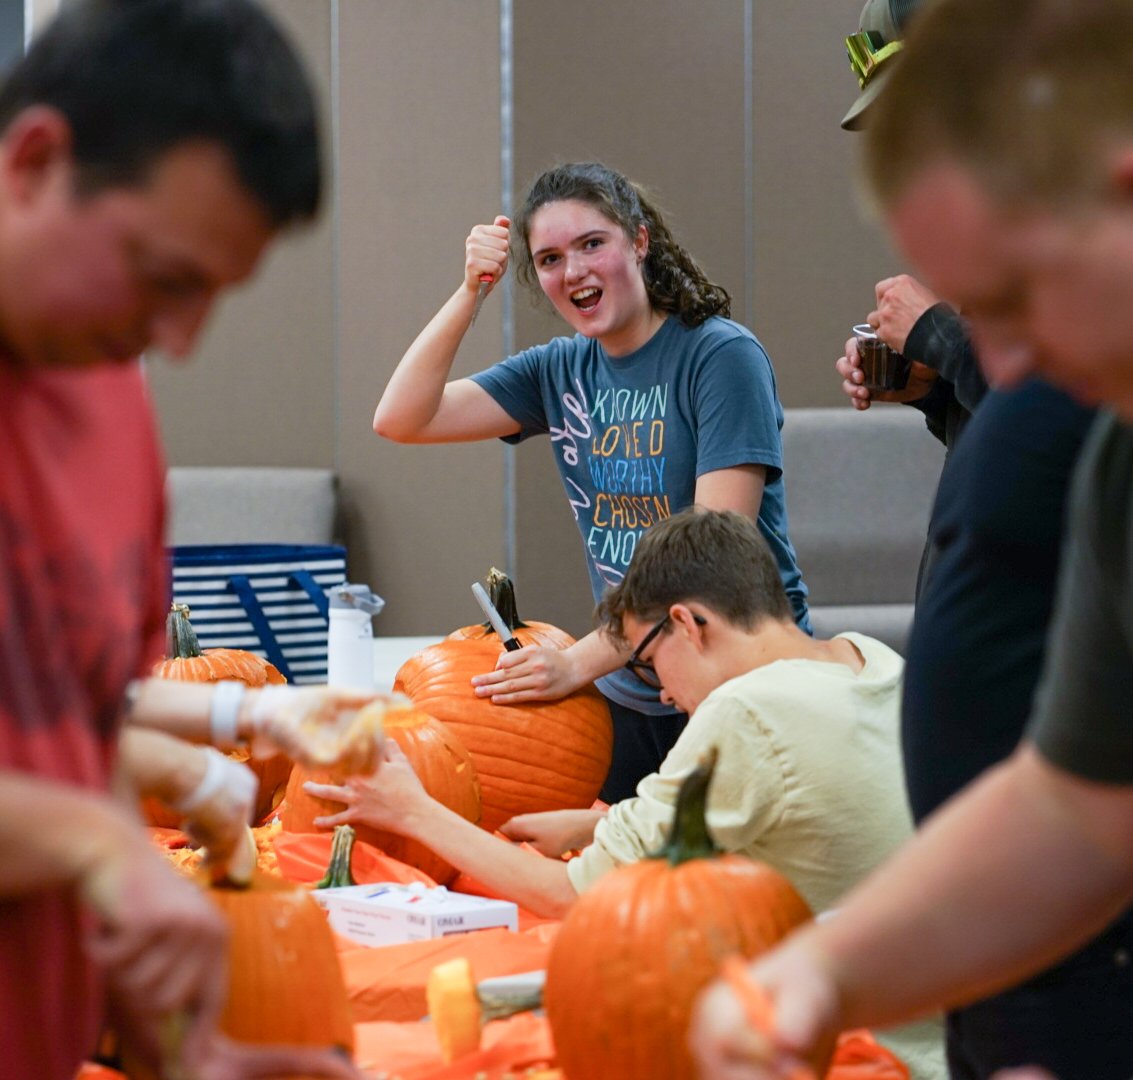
[834,3,1133,1077]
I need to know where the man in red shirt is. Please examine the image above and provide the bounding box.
[0,2,367,1078]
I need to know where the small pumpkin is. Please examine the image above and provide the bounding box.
[144,603,291,827]
[281,701,481,885]
[153,602,287,686]
[395,572,612,833]
[543,748,813,1080]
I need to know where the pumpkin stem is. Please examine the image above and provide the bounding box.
[483,567,529,633]
[651,746,722,867]
[165,602,204,660]
[314,824,358,889]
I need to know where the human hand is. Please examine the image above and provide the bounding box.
[82,833,229,1061]
[470,643,580,704]
[175,746,257,873]
[837,336,938,407]
[465,215,511,293]
[303,741,429,834]
[688,945,841,1080]
[246,686,386,775]
[500,808,606,856]
[837,337,873,411]
[869,274,940,354]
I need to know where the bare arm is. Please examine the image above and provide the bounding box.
[372,215,521,443]
[471,624,625,705]
[0,769,229,1049]
[690,743,1133,1078]
[500,807,607,856]
[694,464,766,519]
[127,678,386,775]
[304,742,578,918]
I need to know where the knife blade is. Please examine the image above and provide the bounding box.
[471,581,522,651]
[469,273,493,326]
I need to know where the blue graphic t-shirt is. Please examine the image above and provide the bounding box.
[470,315,809,713]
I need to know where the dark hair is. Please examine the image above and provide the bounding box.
[0,0,321,226]
[512,161,731,328]
[596,507,791,646]
[863,0,1133,212]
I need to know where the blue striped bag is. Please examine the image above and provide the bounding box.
[168,543,347,685]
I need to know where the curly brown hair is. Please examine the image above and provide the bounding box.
[512,161,730,328]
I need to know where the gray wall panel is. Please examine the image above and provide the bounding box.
[147,0,336,470]
[335,0,507,634]
[148,2,924,639]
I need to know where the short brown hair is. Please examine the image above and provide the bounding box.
[862,0,1133,212]
[596,507,791,647]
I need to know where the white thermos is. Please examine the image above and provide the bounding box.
[326,583,385,689]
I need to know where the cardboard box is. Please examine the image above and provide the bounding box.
[312,882,519,947]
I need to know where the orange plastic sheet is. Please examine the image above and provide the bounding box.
[351,1016,905,1080]
[272,830,438,887]
[339,923,558,1025]
[354,1013,558,1079]
[826,1029,910,1079]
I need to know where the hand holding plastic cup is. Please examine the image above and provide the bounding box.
[852,323,911,392]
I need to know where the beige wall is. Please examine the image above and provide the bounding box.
[151,1,903,638]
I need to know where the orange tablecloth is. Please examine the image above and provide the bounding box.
[132,828,908,1080]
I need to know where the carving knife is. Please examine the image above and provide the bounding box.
[469,273,493,325]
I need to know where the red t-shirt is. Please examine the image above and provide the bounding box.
[0,360,167,1079]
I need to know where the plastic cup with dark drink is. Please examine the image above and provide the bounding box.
[852,323,912,392]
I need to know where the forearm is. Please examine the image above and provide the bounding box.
[372,285,476,441]
[566,628,628,686]
[802,745,1133,1030]
[904,303,988,415]
[402,800,578,918]
[0,770,142,900]
[125,677,256,745]
[117,727,208,806]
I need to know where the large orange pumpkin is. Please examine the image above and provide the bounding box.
[395,575,612,833]
[123,868,354,1078]
[543,749,813,1080]
[280,702,481,885]
[145,603,292,827]
[210,871,355,1049]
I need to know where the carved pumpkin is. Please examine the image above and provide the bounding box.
[122,868,354,1077]
[145,603,291,827]
[395,575,612,832]
[214,870,354,1044]
[543,749,813,1080]
[281,702,481,885]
